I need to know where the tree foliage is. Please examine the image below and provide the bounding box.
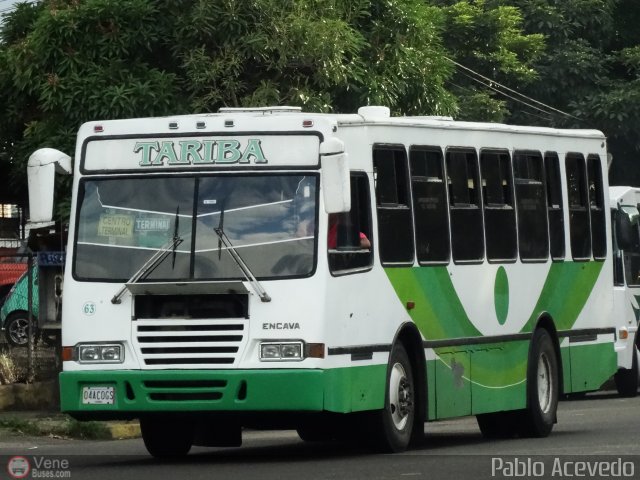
[506,0,640,184]
[0,0,462,207]
[5,0,638,209]
[434,0,545,122]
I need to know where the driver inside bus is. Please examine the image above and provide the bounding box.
[327,213,371,249]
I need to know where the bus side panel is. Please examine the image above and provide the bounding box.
[430,343,528,420]
[427,360,437,420]
[434,351,471,418]
[322,364,386,413]
[560,343,572,394]
[469,342,528,415]
[569,342,617,392]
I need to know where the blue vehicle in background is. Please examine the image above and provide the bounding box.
[1,268,38,346]
[1,250,64,347]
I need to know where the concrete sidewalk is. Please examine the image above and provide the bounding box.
[0,409,141,440]
[0,378,140,440]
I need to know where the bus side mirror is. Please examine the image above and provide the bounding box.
[320,138,351,214]
[615,210,639,251]
[27,148,72,224]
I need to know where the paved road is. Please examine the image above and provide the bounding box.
[1,392,638,480]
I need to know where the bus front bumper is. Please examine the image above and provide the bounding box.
[59,366,386,420]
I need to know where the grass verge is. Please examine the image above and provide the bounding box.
[0,416,112,439]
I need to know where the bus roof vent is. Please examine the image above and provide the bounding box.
[218,106,302,114]
[358,106,391,120]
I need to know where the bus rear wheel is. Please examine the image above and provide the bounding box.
[140,416,194,458]
[369,343,415,452]
[517,328,559,437]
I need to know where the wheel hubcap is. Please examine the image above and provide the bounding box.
[389,362,413,430]
[537,352,552,413]
[9,318,30,345]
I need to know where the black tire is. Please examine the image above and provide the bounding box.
[368,343,415,452]
[140,417,194,458]
[518,328,559,437]
[4,311,37,347]
[614,344,639,398]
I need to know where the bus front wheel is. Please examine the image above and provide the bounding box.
[369,343,415,452]
[140,416,193,458]
[518,328,559,437]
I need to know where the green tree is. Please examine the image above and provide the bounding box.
[0,0,553,213]
[0,0,458,210]
[505,0,640,184]
[434,0,545,122]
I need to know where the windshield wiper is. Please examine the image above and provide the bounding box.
[214,211,271,303]
[172,206,180,269]
[111,210,183,304]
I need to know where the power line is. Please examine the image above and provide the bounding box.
[457,69,558,120]
[447,79,554,122]
[445,56,578,120]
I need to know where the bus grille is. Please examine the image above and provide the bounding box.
[133,319,247,368]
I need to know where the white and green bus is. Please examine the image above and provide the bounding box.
[32,106,617,457]
[610,186,640,396]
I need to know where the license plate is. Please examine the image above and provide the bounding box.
[82,386,115,405]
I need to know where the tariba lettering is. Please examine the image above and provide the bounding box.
[262,322,300,330]
[135,139,268,166]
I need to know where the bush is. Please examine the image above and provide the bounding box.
[0,353,19,384]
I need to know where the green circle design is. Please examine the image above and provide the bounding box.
[494,266,509,325]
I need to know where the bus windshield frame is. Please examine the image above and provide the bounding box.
[72,173,319,282]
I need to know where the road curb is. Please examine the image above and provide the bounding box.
[105,422,141,440]
[1,379,141,440]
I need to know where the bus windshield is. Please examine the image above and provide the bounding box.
[74,174,318,282]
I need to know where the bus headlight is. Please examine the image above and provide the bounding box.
[260,341,303,361]
[77,343,124,364]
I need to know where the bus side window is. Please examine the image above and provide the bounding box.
[618,205,640,286]
[409,146,450,264]
[514,150,549,261]
[373,145,414,265]
[544,152,565,261]
[328,173,373,273]
[565,153,592,261]
[587,155,607,260]
[612,210,624,286]
[480,149,517,262]
[446,148,484,263]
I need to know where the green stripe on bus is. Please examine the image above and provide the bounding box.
[522,261,604,332]
[385,261,610,419]
[384,266,482,340]
[384,261,604,340]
